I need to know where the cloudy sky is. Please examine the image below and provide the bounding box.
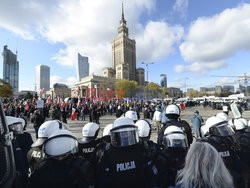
[0,0,250,91]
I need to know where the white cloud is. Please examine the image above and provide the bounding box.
[173,0,189,20]
[216,77,238,86]
[136,21,183,62]
[50,75,77,88]
[177,3,250,73]
[0,0,183,76]
[175,61,226,74]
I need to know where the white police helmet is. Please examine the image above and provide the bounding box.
[135,120,151,138]
[103,123,113,137]
[110,117,139,147]
[163,126,188,148]
[81,122,100,143]
[204,116,234,137]
[32,120,67,147]
[238,118,248,127]
[216,112,228,121]
[166,105,180,116]
[43,129,78,157]
[223,106,229,113]
[6,116,25,134]
[125,110,138,122]
[228,119,246,131]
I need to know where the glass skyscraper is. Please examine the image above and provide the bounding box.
[77,53,89,81]
[2,45,19,93]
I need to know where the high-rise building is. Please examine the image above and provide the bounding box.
[77,53,89,81]
[222,85,234,93]
[111,3,136,80]
[136,68,145,86]
[160,74,167,88]
[35,65,50,93]
[2,45,19,93]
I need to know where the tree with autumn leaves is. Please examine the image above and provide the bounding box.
[0,79,13,97]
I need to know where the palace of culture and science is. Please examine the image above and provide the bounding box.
[72,4,145,97]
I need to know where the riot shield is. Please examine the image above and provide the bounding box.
[0,98,16,188]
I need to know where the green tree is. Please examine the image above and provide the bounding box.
[0,79,13,97]
[115,79,139,98]
[145,82,163,98]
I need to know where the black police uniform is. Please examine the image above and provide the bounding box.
[200,135,246,188]
[157,119,193,146]
[155,148,187,187]
[12,139,29,188]
[96,143,158,188]
[27,146,44,174]
[78,139,102,162]
[140,140,161,162]
[28,155,94,188]
[238,128,250,187]
[239,127,250,167]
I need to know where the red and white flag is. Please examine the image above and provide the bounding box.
[40,88,45,94]
[77,96,81,108]
[46,96,52,104]
[71,107,77,121]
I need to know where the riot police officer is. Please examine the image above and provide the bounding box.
[29,129,94,188]
[27,120,67,174]
[96,117,158,188]
[101,123,113,143]
[6,116,33,188]
[135,119,160,161]
[155,126,188,187]
[157,104,193,147]
[200,116,247,188]
[125,110,138,123]
[78,122,101,162]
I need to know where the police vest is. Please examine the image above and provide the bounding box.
[78,140,101,161]
[100,144,148,188]
[27,147,45,173]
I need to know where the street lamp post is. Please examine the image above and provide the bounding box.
[141,62,154,83]
[94,84,97,98]
[184,77,189,97]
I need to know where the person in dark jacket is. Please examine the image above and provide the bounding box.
[51,105,61,121]
[28,129,94,188]
[116,105,124,118]
[31,110,44,138]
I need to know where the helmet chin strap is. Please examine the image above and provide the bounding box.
[57,120,62,129]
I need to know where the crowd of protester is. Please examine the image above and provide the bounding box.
[2,95,250,188]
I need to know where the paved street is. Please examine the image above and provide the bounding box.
[26,106,250,143]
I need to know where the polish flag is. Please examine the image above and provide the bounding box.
[71,108,78,121]
[40,88,45,94]
[46,96,52,104]
[77,96,81,108]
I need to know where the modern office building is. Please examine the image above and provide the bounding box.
[136,68,145,86]
[222,85,234,93]
[2,45,19,93]
[215,86,223,95]
[160,74,167,88]
[77,53,89,81]
[35,65,50,93]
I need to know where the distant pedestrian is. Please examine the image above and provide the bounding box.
[191,110,203,139]
[51,105,61,121]
[31,110,44,138]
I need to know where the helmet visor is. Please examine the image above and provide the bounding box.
[209,123,235,137]
[9,123,23,134]
[110,127,139,147]
[44,135,78,156]
[162,133,188,148]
